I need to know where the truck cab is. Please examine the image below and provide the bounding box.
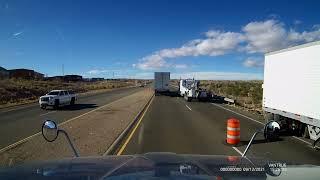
[179,79,208,102]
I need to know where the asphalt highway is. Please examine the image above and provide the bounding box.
[121,89,320,165]
[0,87,144,149]
[2,84,320,166]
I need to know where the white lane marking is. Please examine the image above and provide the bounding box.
[292,136,312,145]
[292,136,320,149]
[39,111,57,116]
[211,103,264,125]
[0,132,41,153]
[232,147,243,156]
[185,104,192,111]
[211,103,320,149]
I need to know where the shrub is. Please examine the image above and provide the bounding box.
[200,80,263,111]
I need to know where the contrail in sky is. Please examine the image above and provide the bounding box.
[13,31,23,37]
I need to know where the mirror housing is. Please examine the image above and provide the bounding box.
[264,121,281,140]
[42,120,58,142]
[41,120,79,157]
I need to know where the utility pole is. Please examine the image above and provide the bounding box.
[62,64,65,76]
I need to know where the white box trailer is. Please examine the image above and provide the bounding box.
[154,72,170,94]
[263,41,320,142]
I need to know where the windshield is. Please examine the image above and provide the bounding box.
[0,0,319,179]
[47,91,59,95]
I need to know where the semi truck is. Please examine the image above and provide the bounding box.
[179,79,208,102]
[154,72,170,95]
[263,41,320,143]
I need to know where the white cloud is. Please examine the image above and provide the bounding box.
[135,31,244,69]
[134,72,154,79]
[87,69,109,74]
[174,64,188,69]
[133,71,263,80]
[85,69,135,78]
[157,31,244,58]
[134,19,320,70]
[135,54,168,70]
[87,69,123,75]
[244,20,320,53]
[242,20,287,53]
[171,71,263,80]
[243,57,264,68]
[288,29,320,42]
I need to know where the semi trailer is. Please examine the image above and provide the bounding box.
[154,72,170,95]
[263,41,320,143]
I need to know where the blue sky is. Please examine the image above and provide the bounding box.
[0,0,319,79]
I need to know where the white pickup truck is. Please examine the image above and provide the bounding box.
[39,90,77,109]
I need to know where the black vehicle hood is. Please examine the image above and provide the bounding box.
[1,152,319,179]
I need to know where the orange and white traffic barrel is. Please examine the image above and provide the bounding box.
[226,118,240,145]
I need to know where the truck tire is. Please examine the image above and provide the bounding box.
[184,93,188,101]
[40,105,47,110]
[54,99,59,109]
[302,125,310,138]
[184,93,192,102]
[70,97,75,105]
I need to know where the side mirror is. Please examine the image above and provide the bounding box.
[264,121,281,140]
[41,120,79,157]
[242,121,281,157]
[42,120,58,142]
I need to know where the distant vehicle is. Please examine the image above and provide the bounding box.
[154,72,170,95]
[263,41,320,143]
[39,90,77,109]
[179,79,208,102]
